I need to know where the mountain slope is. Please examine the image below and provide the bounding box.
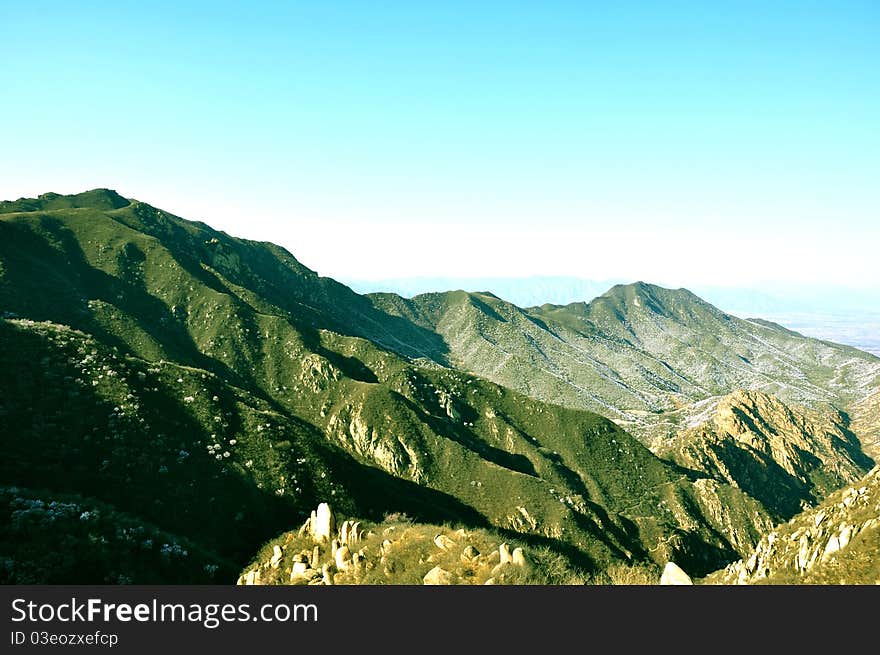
[850,390,880,460]
[660,390,873,519]
[369,282,880,447]
[707,466,880,585]
[0,190,779,579]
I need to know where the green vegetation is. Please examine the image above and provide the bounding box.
[370,281,880,446]
[243,514,591,585]
[0,486,235,584]
[1,189,876,584]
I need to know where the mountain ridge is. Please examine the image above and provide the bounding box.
[1,188,876,584]
[0,189,789,581]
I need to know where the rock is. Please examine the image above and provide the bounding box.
[499,543,513,565]
[461,545,480,562]
[289,572,312,585]
[310,546,321,569]
[270,545,283,568]
[483,577,496,585]
[291,561,310,579]
[659,562,693,585]
[335,545,352,572]
[838,525,854,550]
[423,566,456,585]
[244,569,260,586]
[744,551,758,575]
[321,564,334,586]
[822,535,841,561]
[433,534,456,551]
[511,547,529,568]
[298,515,311,537]
[381,539,392,554]
[312,502,336,543]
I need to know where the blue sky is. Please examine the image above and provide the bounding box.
[2,1,878,287]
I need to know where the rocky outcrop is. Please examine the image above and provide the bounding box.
[297,502,337,543]
[241,503,366,586]
[708,466,880,584]
[666,390,874,519]
[238,504,550,586]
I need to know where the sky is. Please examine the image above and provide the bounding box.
[2,1,878,288]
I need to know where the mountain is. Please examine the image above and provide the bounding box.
[707,466,880,585]
[369,282,880,447]
[850,391,880,460]
[0,189,783,581]
[659,390,873,520]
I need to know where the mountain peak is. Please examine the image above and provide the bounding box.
[0,188,130,214]
[592,281,705,318]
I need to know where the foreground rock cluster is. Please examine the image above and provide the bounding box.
[238,503,703,585]
[237,503,549,586]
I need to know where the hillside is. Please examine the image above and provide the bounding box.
[238,502,663,585]
[0,485,236,584]
[369,283,880,447]
[0,190,784,580]
[660,390,873,519]
[850,390,880,460]
[707,466,880,584]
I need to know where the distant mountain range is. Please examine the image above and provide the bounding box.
[369,282,879,446]
[1,189,877,584]
[348,277,880,357]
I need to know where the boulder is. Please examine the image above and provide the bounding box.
[312,503,336,543]
[511,547,530,568]
[499,543,513,565]
[822,535,841,561]
[335,545,352,572]
[461,545,480,562]
[423,566,456,585]
[270,545,283,568]
[433,534,456,551]
[659,562,693,585]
